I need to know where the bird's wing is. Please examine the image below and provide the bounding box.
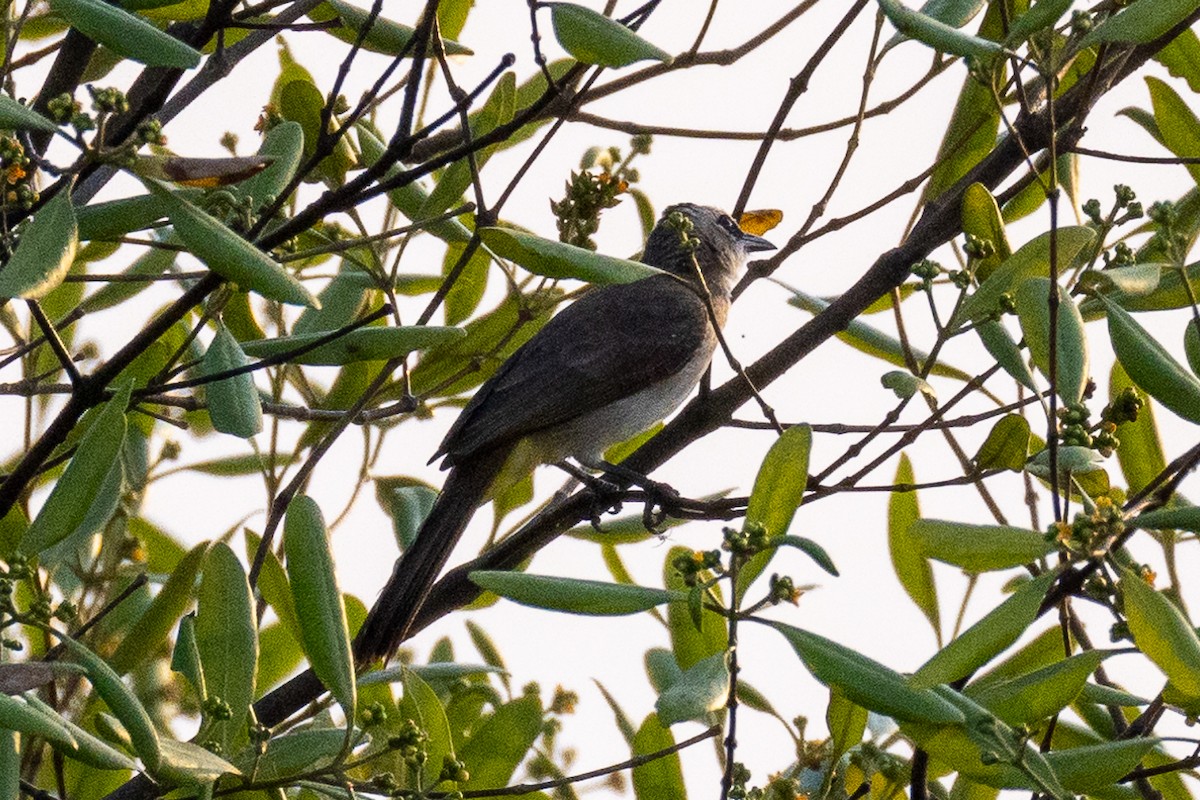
[438,275,710,463]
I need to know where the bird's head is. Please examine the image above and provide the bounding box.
[642,203,776,294]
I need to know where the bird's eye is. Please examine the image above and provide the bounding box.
[718,215,742,236]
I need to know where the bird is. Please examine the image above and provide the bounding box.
[353,203,776,664]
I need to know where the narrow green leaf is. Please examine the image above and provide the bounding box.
[665,546,726,671]
[171,612,204,697]
[1105,298,1200,424]
[421,72,515,219]
[826,686,868,764]
[655,652,729,725]
[912,571,1057,688]
[239,325,463,365]
[1082,0,1200,46]
[955,227,1096,325]
[1156,28,1200,93]
[480,226,661,284]
[0,95,57,132]
[877,0,1004,57]
[961,183,1011,280]
[459,694,543,791]
[236,121,304,211]
[374,481,437,551]
[882,0,986,52]
[309,0,472,56]
[111,541,210,675]
[1132,506,1200,532]
[1014,277,1090,404]
[1187,313,1200,376]
[548,2,672,67]
[49,0,201,68]
[889,454,940,636]
[202,325,262,438]
[244,728,346,782]
[976,320,1038,390]
[23,692,139,770]
[0,190,78,300]
[0,693,80,753]
[397,668,453,788]
[470,571,685,615]
[967,651,1103,725]
[1078,263,1163,297]
[787,288,977,382]
[1147,76,1200,186]
[768,621,964,724]
[974,414,1031,472]
[738,424,812,596]
[776,535,839,576]
[595,679,638,745]
[1003,0,1073,47]
[148,181,317,307]
[632,714,686,800]
[56,634,161,771]
[155,738,241,786]
[0,733,14,800]
[1048,738,1159,793]
[195,543,258,751]
[1122,569,1200,698]
[284,495,355,719]
[909,519,1053,572]
[76,193,178,242]
[22,382,129,555]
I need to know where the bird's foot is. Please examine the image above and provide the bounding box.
[556,462,624,530]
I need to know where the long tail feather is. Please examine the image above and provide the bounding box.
[353,446,509,664]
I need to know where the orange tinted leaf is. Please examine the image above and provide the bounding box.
[738,209,783,236]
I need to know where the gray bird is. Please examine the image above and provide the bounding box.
[355,203,775,663]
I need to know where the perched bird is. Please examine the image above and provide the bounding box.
[354,203,775,663]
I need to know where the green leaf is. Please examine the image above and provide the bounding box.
[308,0,472,56]
[876,0,1004,57]
[826,686,868,765]
[374,480,437,551]
[195,543,258,751]
[882,370,936,400]
[1003,0,1073,47]
[110,541,210,675]
[443,241,491,326]
[20,692,137,771]
[22,383,129,555]
[284,495,355,719]
[955,227,1096,325]
[396,668,454,788]
[1082,0,1200,46]
[966,651,1103,726]
[961,183,1011,280]
[235,121,305,212]
[470,571,685,615]
[148,181,318,307]
[0,95,57,132]
[171,612,204,698]
[56,634,161,771]
[631,715,686,800]
[76,193,177,242]
[889,454,940,637]
[49,0,201,68]
[0,190,79,300]
[277,78,356,186]
[976,320,1038,391]
[665,547,726,671]
[459,694,543,791]
[480,227,661,284]
[0,693,80,754]
[1079,263,1164,297]
[155,738,240,787]
[973,414,1031,472]
[655,652,729,725]
[882,0,986,52]
[1122,569,1200,698]
[421,72,515,219]
[1186,318,1200,376]
[1156,28,1200,93]
[787,288,977,383]
[909,519,1053,572]
[1132,506,1200,532]
[738,424,812,597]
[239,325,463,365]
[548,2,672,67]
[244,728,345,782]
[776,535,839,576]
[202,325,262,438]
[1147,76,1200,186]
[1002,152,1078,223]
[1013,278,1089,404]
[911,571,1057,688]
[768,621,964,724]
[1105,298,1200,424]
